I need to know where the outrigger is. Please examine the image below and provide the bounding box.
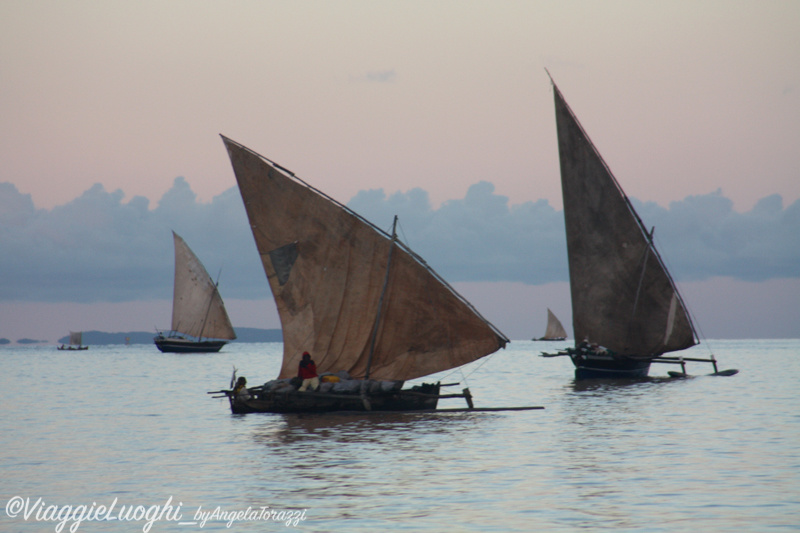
[541,341,738,379]
[209,378,543,415]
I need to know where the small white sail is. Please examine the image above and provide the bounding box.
[170,232,236,341]
[542,309,568,340]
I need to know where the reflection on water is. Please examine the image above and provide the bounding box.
[250,411,496,479]
[253,411,485,445]
[567,375,679,393]
[237,410,521,528]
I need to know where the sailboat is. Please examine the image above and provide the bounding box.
[154,231,237,353]
[57,331,88,350]
[532,308,567,341]
[212,136,538,414]
[541,75,736,379]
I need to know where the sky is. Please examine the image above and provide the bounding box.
[1,1,799,343]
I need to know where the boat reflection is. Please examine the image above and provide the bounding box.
[251,410,495,448]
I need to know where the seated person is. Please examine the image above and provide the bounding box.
[297,352,319,392]
[233,376,251,401]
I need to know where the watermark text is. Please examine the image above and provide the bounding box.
[5,496,307,531]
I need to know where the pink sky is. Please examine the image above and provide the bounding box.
[1,2,799,343]
[2,1,798,213]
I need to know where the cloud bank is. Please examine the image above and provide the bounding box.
[1,179,797,304]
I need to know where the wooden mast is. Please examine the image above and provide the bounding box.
[365,215,398,380]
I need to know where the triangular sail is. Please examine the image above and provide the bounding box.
[170,232,237,341]
[222,136,508,381]
[551,82,697,356]
[542,309,568,340]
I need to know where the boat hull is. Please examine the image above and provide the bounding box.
[229,383,442,414]
[154,337,228,353]
[570,352,651,379]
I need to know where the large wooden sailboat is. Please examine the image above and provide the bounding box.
[542,76,736,379]
[213,136,531,414]
[532,308,568,341]
[154,232,237,353]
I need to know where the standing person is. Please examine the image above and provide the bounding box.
[297,351,319,392]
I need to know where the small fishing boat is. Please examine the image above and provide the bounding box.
[532,308,568,341]
[154,232,237,353]
[57,331,88,350]
[541,74,737,379]
[211,136,542,414]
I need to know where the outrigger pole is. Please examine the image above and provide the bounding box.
[650,355,719,374]
[539,351,722,374]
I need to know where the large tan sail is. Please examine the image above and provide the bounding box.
[171,231,236,340]
[222,136,508,381]
[552,84,696,356]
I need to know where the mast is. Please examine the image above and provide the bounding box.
[365,216,398,380]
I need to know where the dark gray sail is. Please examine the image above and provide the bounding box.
[553,84,697,357]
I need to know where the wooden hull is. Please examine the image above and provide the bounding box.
[229,383,442,414]
[154,336,227,353]
[570,351,651,379]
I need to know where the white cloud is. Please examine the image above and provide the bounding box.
[635,191,800,281]
[0,179,797,304]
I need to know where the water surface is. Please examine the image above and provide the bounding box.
[1,339,797,531]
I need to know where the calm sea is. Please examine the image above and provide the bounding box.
[1,339,797,532]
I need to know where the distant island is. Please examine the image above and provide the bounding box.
[52,327,283,345]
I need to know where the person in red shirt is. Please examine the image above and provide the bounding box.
[297,351,319,392]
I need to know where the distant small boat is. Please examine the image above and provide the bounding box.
[58,331,88,350]
[541,73,736,379]
[154,232,237,353]
[532,308,567,341]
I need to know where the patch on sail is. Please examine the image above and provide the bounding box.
[268,242,298,286]
[663,293,678,346]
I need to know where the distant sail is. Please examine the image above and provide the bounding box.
[69,331,82,346]
[222,136,508,381]
[553,83,696,356]
[170,232,236,341]
[541,309,568,340]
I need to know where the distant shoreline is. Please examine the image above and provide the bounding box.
[0,327,282,346]
[3,333,796,346]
